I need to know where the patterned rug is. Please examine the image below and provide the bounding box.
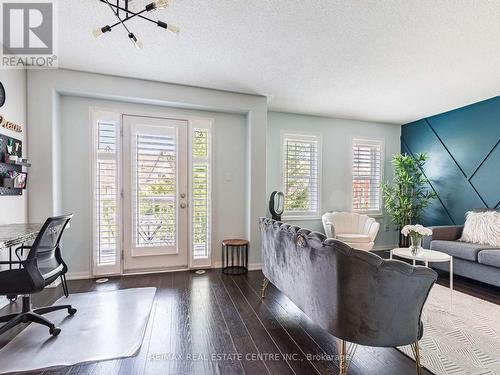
[398,284,500,375]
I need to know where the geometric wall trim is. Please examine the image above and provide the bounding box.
[401,96,500,226]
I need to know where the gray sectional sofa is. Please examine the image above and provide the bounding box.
[422,225,500,287]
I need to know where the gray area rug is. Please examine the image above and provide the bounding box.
[398,284,500,375]
[0,287,156,374]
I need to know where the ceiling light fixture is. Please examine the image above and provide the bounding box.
[94,0,179,48]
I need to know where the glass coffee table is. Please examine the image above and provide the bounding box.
[390,247,453,292]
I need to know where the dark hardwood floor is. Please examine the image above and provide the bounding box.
[0,268,498,375]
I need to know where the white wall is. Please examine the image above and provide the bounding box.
[59,96,248,276]
[27,69,267,277]
[267,111,401,249]
[0,69,27,225]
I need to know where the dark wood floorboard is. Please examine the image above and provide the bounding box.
[1,268,498,375]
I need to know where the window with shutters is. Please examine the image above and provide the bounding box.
[92,110,121,275]
[191,126,211,260]
[352,139,383,214]
[282,132,321,218]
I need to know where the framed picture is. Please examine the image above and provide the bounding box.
[14,172,27,189]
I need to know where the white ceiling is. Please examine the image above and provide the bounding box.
[58,0,500,124]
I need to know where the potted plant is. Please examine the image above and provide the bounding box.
[382,153,437,247]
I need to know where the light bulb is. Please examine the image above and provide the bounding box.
[157,20,180,34]
[93,28,104,38]
[167,23,180,34]
[146,0,168,11]
[134,39,144,49]
[93,25,112,39]
[128,33,143,49]
[153,0,169,9]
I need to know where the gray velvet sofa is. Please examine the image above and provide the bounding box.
[422,225,500,287]
[260,217,437,374]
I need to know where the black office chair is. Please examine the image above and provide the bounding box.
[0,214,77,337]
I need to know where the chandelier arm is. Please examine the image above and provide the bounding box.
[104,0,133,34]
[99,0,160,26]
[108,8,149,29]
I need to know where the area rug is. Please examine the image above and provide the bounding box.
[398,284,500,375]
[0,287,156,374]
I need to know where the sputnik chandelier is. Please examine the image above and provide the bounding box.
[93,0,179,49]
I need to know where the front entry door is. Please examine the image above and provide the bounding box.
[122,115,188,272]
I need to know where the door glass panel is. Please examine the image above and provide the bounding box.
[134,131,177,248]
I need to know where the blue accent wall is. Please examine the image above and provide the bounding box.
[401,96,500,226]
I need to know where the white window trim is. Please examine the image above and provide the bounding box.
[281,130,322,220]
[90,108,123,277]
[351,137,384,217]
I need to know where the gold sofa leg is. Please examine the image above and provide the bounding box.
[410,341,422,375]
[261,278,269,299]
[338,339,357,375]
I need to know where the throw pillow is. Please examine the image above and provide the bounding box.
[460,211,500,246]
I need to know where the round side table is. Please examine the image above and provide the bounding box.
[222,239,249,275]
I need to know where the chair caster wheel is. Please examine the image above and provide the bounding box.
[50,326,61,336]
[68,307,77,315]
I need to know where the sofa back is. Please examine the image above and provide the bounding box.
[260,217,437,347]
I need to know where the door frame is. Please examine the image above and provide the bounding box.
[90,107,214,276]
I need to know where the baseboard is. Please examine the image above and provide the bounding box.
[66,272,92,281]
[212,262,262,271]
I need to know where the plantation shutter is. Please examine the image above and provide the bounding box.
[134,132,177,247]
[94,119,119,269]
[282,134,320,217]
[352,140,382,213]
[191,127,211,260]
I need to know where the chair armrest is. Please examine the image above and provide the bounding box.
[422,225,463,248]
[367,221,380,242]
[323,222,335,238]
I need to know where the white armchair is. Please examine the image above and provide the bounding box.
[322,211,380,251]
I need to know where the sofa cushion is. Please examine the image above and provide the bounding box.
[430,240,494,261]
[478,250,500,268]
[336,233,371,243]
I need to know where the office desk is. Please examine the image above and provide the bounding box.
[0,223,42,249]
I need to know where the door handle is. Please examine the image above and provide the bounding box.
[180,193,186,198]
[180,203,187,209]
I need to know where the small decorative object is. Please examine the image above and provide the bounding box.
[0,115,22,133]
[94,0,180,50]
[0,81,5,108]
[382,153,437,247]
[401,224,433,255]
[269,191,285,221]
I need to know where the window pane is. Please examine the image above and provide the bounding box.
[192,128,211,260]
[283,135,320,216]
[95,121,117,266]
[352,141,382,212]
[135,133,176,247]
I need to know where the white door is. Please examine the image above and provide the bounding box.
[122,115,189,272]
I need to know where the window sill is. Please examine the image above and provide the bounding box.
[282,216,322,221]
[353,212,384,218]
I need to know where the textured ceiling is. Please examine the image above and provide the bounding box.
[58,0,500,124]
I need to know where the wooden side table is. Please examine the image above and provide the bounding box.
[222,239,249,275]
